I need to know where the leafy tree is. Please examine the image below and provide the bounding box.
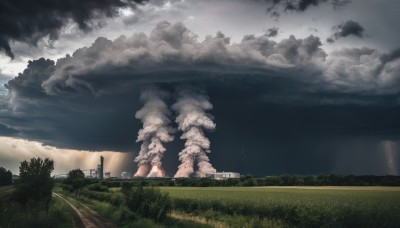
[67,169,84,179]
[13,157,54,209]
[64,169,87,191]
[240,174,253,181]
[0,167,12,186]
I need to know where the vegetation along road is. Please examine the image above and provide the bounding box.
[53,192,116,228]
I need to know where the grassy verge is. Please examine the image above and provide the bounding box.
[0,186,77,227]
[57,187,217,228]
[0,185,13,199]
[0,196,73,227]
[170,210,284,228]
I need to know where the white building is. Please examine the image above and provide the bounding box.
[121,171,130,179]
[205,172,240,180]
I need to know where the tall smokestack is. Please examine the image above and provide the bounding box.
[98,155,104,179]
[172,87,217,177]
[133,86,175,178]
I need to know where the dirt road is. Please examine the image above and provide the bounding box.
[53,192,116,228]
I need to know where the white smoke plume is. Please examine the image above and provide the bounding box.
[382,141,399,175]
[133,86,175,178]
[172,87,217,177]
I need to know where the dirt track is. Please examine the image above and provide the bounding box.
[53,192,116,228]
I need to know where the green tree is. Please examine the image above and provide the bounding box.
[65,169,86,191]
[67,169,84,179]
[13,157,54,209]
[0,167,12,186]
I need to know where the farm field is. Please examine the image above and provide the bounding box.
[160,186,400,227]
[49,184,400,227]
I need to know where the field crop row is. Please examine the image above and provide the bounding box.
[160,186,400,227]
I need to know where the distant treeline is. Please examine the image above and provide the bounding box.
[0,167,12,186]
[63,174,400,187]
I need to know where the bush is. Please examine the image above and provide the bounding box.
[87,183,109,192]
[64,169,90,191]
[0,197,71,227]
[124,187,171,222]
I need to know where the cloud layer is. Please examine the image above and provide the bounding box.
[0,0,146,59]
[0,21,400,175]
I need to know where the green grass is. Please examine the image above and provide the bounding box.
[51,196,76,228]
[0,196,74,228]
[160,186,400,227]
[59,186,224,227]
[0,186,75,227]
[0,185,13,199]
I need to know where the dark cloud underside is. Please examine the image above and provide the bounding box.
[266,27,279,37]
[0,0,147,59]
[262,0,351,18]
[328,20,365,43]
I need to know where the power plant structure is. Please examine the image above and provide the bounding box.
[205,171,241,180]
[98,156,104,179]
[82,155,107,179]
[52,154,241,180]
[54,155,110,179]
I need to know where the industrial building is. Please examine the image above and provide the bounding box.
[205,171,240,180]
[55,155,110,179]
[82,155,106,179]
[121,171,130,179]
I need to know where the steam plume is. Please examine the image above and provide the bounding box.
[133,86,175,178]
[382,141,399,175]
[172,87,217,177]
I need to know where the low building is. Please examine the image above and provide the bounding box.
[121,171,130,179]
[205,171,240,180]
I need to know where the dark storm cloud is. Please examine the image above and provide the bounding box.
[262,0,351,18]
[1,22,400,175]
[327,20,365,43]
[266,27,279,37]
[0,0,147,59]
[380,48,400,64]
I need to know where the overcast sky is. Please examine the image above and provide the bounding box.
[0,0,399,176]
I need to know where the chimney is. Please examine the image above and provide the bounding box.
[98,155,104,179]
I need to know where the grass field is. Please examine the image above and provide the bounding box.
[54,185,400,227]
[160,186,400,227]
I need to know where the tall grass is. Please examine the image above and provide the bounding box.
[124,186,171,222]
[67,188,207,227]
[0,197,73,227]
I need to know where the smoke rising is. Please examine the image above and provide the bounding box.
[382,141,399,175]
[133,86,174,178]
[172,87,216,177]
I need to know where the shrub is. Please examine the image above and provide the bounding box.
[87,183,109,192]
[64,169,91,191]
[124,187,171,222]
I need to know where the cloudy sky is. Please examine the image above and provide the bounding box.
[0,0,399,177]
